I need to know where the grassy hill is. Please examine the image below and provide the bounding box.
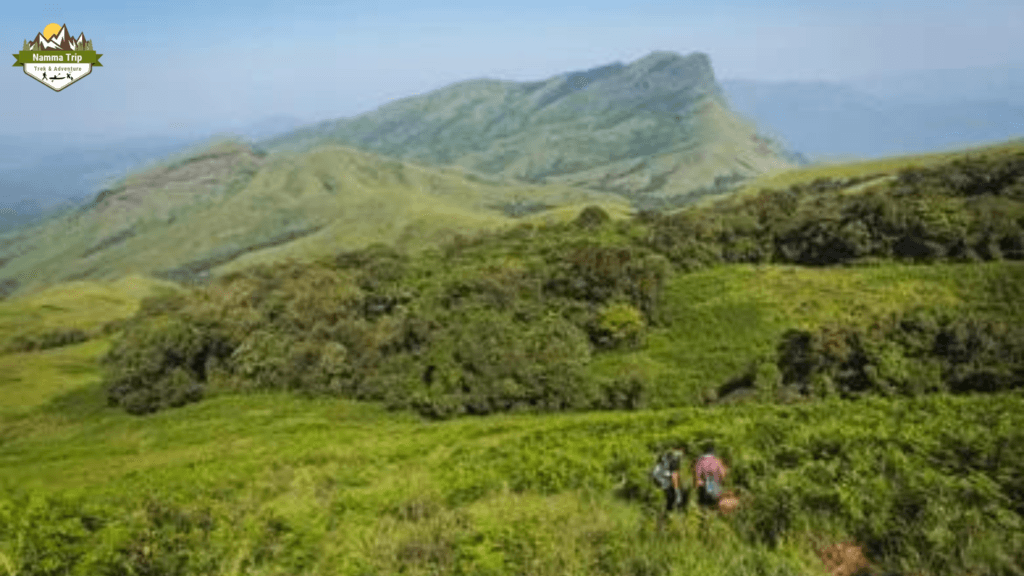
[263,51,796,207]
[2,372,1019,576]
[0,140,628,298]
[689,138,1024,208]
[1,103,1024,576]
[600,261,1021,406]
[0,262,1021,576]
[0,274,177,418]
[0,274,179,353]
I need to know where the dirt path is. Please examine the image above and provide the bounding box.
[817,542,871,576]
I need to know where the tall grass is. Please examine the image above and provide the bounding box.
[2,373,1022,575]
[0,550,15,576]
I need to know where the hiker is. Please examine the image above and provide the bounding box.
[651,446,688,513]
[694,442,728,510]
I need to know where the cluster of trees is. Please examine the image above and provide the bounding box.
[642,153,1024,268]
[102,150,1024,417]
[104,221,666,417]
[729,309,1024,403]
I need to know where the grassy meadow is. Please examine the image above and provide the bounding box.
[0,275,179,353]
[601,261,1021,406]
[3,336,1022,576]
[1,262,1023,576]
[2,143,1024,575]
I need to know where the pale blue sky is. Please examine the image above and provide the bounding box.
[3,0,1022,138]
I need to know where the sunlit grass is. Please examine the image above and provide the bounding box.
[3,369,1018,575]
[0,275,177,348]
[1,259,1022,575]
[734,138,1024,196]
[0,142,627,297]
[591,262,1021,406]
[0,338,110,419]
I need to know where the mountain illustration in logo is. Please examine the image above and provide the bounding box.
[26,24,89,51]
[15,23,102,92]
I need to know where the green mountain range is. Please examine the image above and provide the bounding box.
[0,51,795,298]
[1,64,1024,576]
[2,136,1022,576]
[263,51,798,205]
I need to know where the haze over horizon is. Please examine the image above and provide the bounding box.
[3,0,1023,140]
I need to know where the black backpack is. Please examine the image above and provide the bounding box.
[650,451,677,490]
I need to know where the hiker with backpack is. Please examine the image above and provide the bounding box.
[694,443,728,510]
[651,446,689,513]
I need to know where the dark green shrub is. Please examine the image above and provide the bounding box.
[575,205,611,228]
[229,331,353,395]
[103,316,226,414]
[936,317,1024,393]
[773,311,1024,401]
[976,234,1005,261]
[334,243,409,291]
[775,219,864,265]
[596,371,649,410]
[403,309,595,418]
[137,290,189,318]
[544,244,667,322]
[4,328,89,352]
[722,235,771,263]
[592,302,646,349]
[892,235,946,262]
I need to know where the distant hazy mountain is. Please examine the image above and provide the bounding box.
[263,51,797,206]
[0,133,203,208]
[228,115,309,142]
[721,78,1024,161]
[0,196,89,235]
[0,116,310,209]
[848,63,1024,107]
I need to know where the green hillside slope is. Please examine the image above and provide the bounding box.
[94,142,1024,418]
[0,274,178,353]
[0,140,628,298]
[0,263,1021,576]
[1,102,1023,576]
[0,274,177,418]
[263,51,796,207]
[729,138,1024,201]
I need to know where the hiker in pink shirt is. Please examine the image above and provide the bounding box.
[693,443,728,509]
